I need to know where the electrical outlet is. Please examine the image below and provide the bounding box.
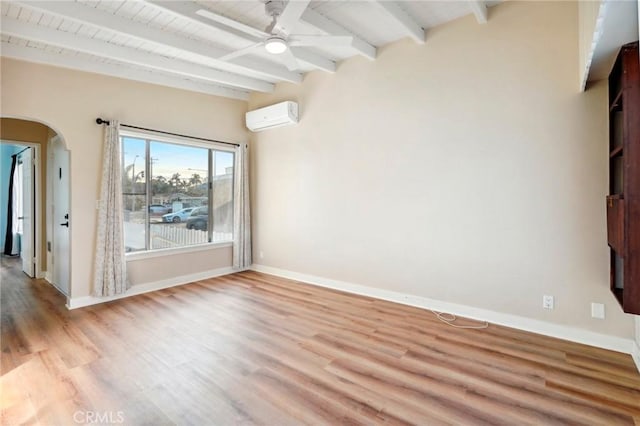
[591,303,605,319]
[543,295,554,310]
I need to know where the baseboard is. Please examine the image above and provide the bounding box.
[251,264,636,358]
[66,266,235,309]
[632,341,640,373]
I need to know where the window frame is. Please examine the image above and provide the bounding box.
[120,129,236,259]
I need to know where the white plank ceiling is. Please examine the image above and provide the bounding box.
[1,1,498,100]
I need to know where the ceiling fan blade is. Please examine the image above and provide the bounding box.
[196,9,269,39]
[280,48,300,71]
[289,35,353,47]
[217,42,264,62]
[276,0,311,35]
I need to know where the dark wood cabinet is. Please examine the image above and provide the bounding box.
[607,41,640,314]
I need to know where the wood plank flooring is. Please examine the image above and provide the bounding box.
[1,255,639,425]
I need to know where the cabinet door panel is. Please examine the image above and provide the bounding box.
[606,196,624,256]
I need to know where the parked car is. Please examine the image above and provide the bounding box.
[162,207,195,223]
[149,204,171,215]
[186,206,208,230]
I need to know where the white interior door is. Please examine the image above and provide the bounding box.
[52,139,70,295]
[19,148,35,277]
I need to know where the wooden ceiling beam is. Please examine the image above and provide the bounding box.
[469,1,489,24]
[0,43,249,100]
[301,9,377,60]
[277,0,312,35]
[12,0,302,84]
[148,1,267,41]
[0,17,274,92]
[147,1,337,74]
[290,48,336,73]
[372,1,425,44]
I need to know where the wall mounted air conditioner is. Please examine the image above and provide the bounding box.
[246,101,299,132]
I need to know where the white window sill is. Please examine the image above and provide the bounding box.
[125,241,233,262]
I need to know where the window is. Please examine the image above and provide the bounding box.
[121,132,234,253]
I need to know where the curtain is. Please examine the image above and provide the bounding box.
[3,154,18,255]
[93,120,129,296]
[233,143,251,270]
[12,160,23,256]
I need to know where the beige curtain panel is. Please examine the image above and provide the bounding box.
[93,120,129,297]
[233,143,252,270]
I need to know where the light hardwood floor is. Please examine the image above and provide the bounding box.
[1,256,639,425]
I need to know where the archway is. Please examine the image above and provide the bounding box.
[0,117,71,298]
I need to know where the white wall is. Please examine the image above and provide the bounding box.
[249,1,634,339]
[1,59,249,298]
[0,143,23,247]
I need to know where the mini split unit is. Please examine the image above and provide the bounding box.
[246,101,299,132]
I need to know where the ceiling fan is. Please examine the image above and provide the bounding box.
[196,1,353,71]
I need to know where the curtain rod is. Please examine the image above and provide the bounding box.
[95,118,240,147]
[12,146,31,157]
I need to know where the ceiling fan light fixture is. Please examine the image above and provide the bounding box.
[265,36,287,54]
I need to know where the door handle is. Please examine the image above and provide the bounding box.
[60,222,69,227]
[17,216,24,220]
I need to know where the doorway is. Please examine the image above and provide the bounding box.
[1,142,40,278]
[0,117,70,300]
